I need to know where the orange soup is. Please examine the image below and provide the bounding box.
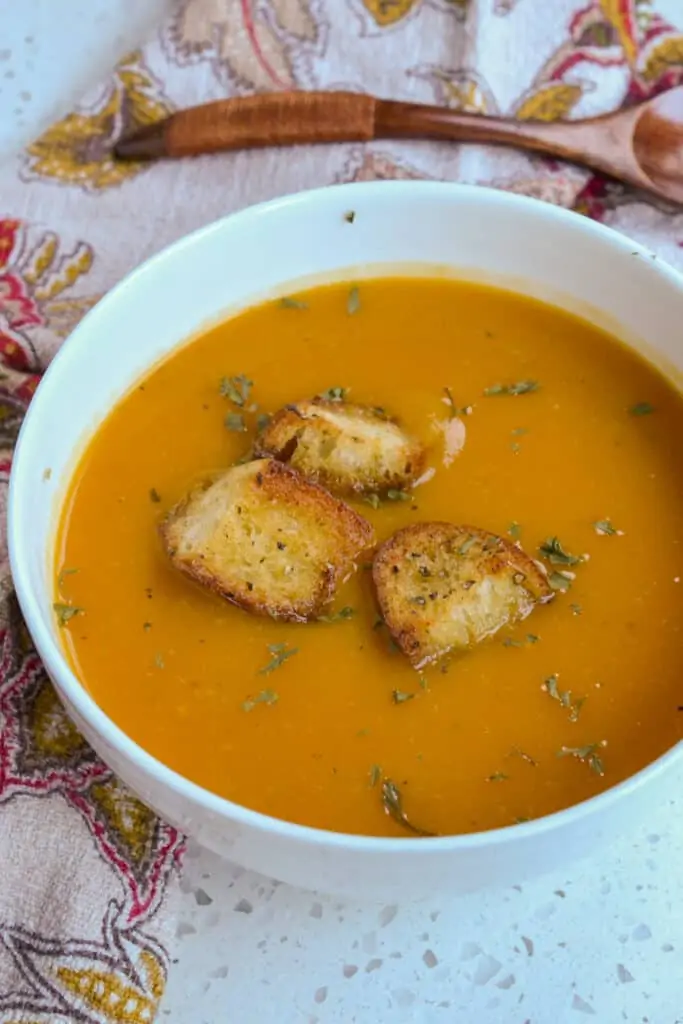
[55,277,683,837]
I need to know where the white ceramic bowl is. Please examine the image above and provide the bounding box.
[9,182,683,901]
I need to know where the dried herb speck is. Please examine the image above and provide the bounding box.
[317,606,355,624]
[369,763,381,786]
[347,285,360,315]
[392,689,415,704]
[149,487,161,503]
[258,642,298,676]
[558,741,606,776]
[381,779,435,837]
[53,602,83,628]
[539,536,582,566]
[242,688,279,712]
[279,296,308,310]
[629,401,655,416]
[344,210,356,224]
[219,374,253,407]
[225,412,247,432]
[593,518,623,536]
[484,380,538,397]
[318,386,348,402]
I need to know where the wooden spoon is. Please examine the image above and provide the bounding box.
[114,87,683,204]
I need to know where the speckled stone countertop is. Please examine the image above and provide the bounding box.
[2,5,683,1022]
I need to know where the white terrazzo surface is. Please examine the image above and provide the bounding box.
[2,4,683,1021]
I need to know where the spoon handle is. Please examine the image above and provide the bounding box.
[114,90,587,163]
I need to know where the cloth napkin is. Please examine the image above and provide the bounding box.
[1,0,683,1019]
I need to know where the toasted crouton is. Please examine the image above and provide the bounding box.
[373,523,553,669]
[161,459,374,622]
[254,399,425,496]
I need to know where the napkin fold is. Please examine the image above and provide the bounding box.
[1,0,682,1019]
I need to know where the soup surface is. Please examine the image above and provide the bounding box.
[56,277,683,837]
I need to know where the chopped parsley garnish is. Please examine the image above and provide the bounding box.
[344,210,356,223]
[143,622,152,631]
[369,763,381,786]
[527,634,540,644]
[570,602,582,615]
[279,296,308,309]
[381,779,435,837]
[53,602,83,628]
[242,688,279,712]
[42,468,52,481]
[392,689,415,704]
[486,772,508,783]
[149,487,161,503]
[558,741,606,776]
[257,413,271,432]
[318,386,348,402]
[317,606,355,623]
[629,401,655,416]
[57,567,79,588]
[219,374,253,407]
[347,285,360,315]
[593,518,622,536]
[484,380,539,397]
[543,674,585,721]
[548,571,574,592]
[224,412,247,432]
[539,536,582,566]
[258,642,298,676]
[508,522,522,541]
[386,489,411,502]
[363,493,381,510]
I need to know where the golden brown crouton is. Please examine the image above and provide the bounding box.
[254,399,425,496]
[161,459,374,622]
[373,523,553,669]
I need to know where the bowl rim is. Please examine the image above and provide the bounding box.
[8,178,683,853]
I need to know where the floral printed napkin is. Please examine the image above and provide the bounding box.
[1,0,683,1019]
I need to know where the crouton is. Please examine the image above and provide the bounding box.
[373,523,553,669]
[254,398,425,496]
[161,459,374,622]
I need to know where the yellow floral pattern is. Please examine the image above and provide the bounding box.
[22,51,173,192]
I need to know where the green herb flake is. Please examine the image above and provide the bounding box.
[508,521,522,541]
[317,606,355,624]
[543,674,585,721]
[549,571,573,592]
[392,689,416,704]
[143,622,152,632]
[511,427,528,437]
[526,634,540,644]
[629,401,655,416]
[514,816,530,824]
[53,602,83,628]
[419,676,428,690]
[219,374,253,407]
[225,412,247,433]
[386,489,411,502]
[486,772,509,783]
[57,567,79,588]
[363,493,381,510]
[279,296,308,310]
[539,536,583,566]
[242,688,279,712]
[154,652,165,669]
[347,285,361,316]
[503,638,523,648]
[593,518,622,536]
[42,468,52,482]
[149,487,161,503]
[484,380,539,397]
[369,763,381,786]
[318,386,348,403]
[256,413,271,433]
[557,741,606,776]
[344,210,356,224]
[570,603,583,616]
[258,642,298,676]
[381,779,435,837]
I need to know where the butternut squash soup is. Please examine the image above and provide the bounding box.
[54,277,683,838]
